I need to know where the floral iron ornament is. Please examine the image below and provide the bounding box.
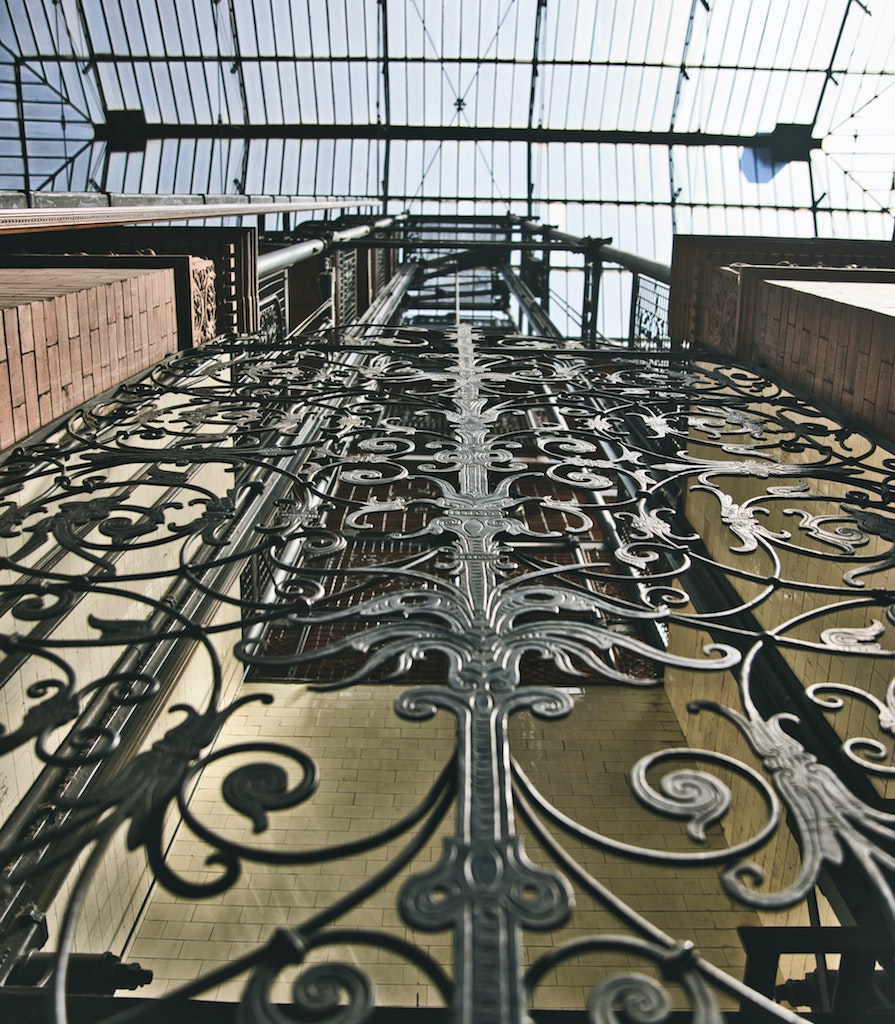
[0,319,893,1023]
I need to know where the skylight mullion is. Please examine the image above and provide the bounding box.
[437,0,445,125]
[140,1,178,129]
[284,2,303,121]
[323,2,338,125]
[186,1,215,122]
[305,0,321,123]
[246,1,268,123]
[361,2,374,128]
[188,131,201,193]
[567,0,581,81]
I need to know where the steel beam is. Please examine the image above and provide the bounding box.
[0,196,372,234]
[333,237,590,252]
[90,121,814,153]
[497,262,562,339]
[526,0,547,219]
[380,0,392,214]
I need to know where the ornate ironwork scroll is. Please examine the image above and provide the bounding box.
[190,257,217,344]
[1,313,894,1023]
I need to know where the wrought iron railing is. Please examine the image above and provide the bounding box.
[258,268,288,343]
[628,272,671,349]
[1,315,894,1022]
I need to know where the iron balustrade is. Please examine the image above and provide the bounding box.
[0,303,893,1023]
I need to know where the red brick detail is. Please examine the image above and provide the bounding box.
[0,268,178,453]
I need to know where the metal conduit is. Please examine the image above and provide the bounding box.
[517,218,671,284]
[257,213,408,278]
[241,261,420,652]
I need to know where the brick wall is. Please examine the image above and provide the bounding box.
[0,268,177,452]
[737,273,895,440]
[668,235,895,443]
[668,234,895,352]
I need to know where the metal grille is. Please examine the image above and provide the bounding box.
[334,249,358,326]
[630,274,671,349]
[258,269,287,343]
[376,248,389,294]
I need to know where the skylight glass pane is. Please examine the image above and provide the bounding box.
[289,4,313,54]
[248,2,277,56]
[313,63,336,123]
[269,63,295,123]
[0,0,891,249]
[259,63,285,123]
[264,138,285,193]
[133,0,165,54]
[309,3,334,58]
[242,138,265,193]
[633,67,678,131]
[315,138,336,193]
[186,62,213,123]
[297,138,318,193]
[97,64,123,110]
[345,1,375,57]
[173,138,197,192]
[295,62,317,122]
[330,62,354,124]
[140,138,161,192]
[146,63,176,124]
[495,0,537,60]
[175,0,203,54]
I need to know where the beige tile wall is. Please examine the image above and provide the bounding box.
[0,268,178,452]
[663,408,895,991]
[122,675,761,1012]
[0,452,244,961]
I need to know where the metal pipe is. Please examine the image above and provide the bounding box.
[257,214,408,278]
[599,244,671,285]
[257,237,326,275]
[242,262,418,651]
[517,218,671,284]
